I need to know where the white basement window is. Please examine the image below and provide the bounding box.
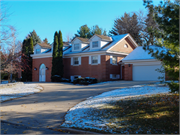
[74,44,80,50]
[110,74,120,79]
[91,56,98,64]
[73,57,79,65]
[92,41,98,48]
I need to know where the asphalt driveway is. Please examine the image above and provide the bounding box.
[1,81,156,134]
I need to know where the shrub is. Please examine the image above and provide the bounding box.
[73,77,98,85]
[61,78,70,82]
[167,81,179,93]
[51,75,61,82]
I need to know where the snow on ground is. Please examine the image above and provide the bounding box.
[0,83,43,102]
[61,84,171,133]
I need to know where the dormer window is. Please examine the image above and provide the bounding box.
[92,41,98,48]
[36,49,41,54]
[74,44,80,50]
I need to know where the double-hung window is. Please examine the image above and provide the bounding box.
[92,41,98,48]
[112,56,117,64]
[74,44,80,50]
[73,57,79,65]
[91,56,98,64]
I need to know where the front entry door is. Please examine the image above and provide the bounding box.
[39,64,46,82]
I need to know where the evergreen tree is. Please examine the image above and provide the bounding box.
[90,25,102,35]
[75,24,107,38]
[75,24,91,38]
[109,12,142,45]
[143,0,179,92]
[57,30,63,78]
[27,30,41,46]
[144,8,159,45]
[21,37,33,81]
[51,31,59,81]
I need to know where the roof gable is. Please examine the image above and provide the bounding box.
[36,43,51,49]
[122,45,167,61]
[88,34,112,41]
[71,37,89,43]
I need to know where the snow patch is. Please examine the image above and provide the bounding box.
[0,83,43,102]
[62,84,171,133]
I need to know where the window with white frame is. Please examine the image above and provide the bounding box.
[110,74,120,79]
[73,57,79,65]
[91,56,98,64]
[112,56,117,64]
[36,49,41,54]
[92,41,98,48]
[74,44,80,50]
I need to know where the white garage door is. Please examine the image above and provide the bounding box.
[133,65,165,81]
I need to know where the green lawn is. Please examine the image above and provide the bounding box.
[86,93,179,134]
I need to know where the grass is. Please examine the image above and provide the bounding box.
[85,93,179,134]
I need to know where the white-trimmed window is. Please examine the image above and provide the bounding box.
[112,56,117,64]
[36,49,41,54]
[74,44,80,50]
[92,41,98,48]
[91,56,98,64]
[110,74,120,79]
[73,57,79,65]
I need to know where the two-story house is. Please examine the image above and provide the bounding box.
[31,33,138,82]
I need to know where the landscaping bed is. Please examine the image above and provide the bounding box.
[61,84,179,134]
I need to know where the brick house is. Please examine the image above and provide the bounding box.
[31,33,138,82]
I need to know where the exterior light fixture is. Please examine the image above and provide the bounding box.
[34,68,37,71]
[46,67,49,70]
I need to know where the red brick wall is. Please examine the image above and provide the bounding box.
[32,57,52,82]
[124,64,133,81]
[105,55,124,81]
[63,55,124,81]
[63,56,106,81]
[110,37,135,53]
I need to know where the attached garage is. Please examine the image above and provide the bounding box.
[133,65,164,81]
[121,46,166,81]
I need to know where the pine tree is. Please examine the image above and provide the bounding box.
[51,31,59,81]
[21,37,33,81]
[75,24,91,38]
[143,0,179,92]
[57,30,63,78]
[27,30,41,46]
[109,12,142,45]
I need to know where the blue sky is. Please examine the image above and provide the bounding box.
[5,0,161,43]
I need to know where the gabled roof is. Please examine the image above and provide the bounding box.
[63,33,136,56]
[122,45,167,61]
[94,34,112,41]
[63,42,70,47]
[71,37,89,43]
[88,34,112,42]
[37,43,51,49]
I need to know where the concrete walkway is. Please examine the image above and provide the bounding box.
[1,81,156,134]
